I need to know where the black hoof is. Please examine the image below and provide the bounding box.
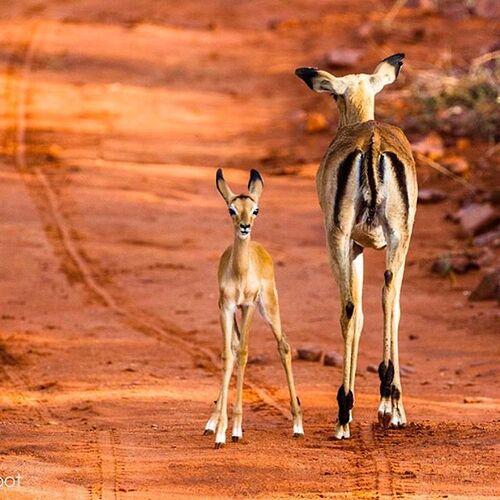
[203,429,214,435]
[231,436,240,443]
[214,442,224,449]
[293,432,304,438]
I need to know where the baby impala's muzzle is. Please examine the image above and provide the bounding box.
[239,223,251,235]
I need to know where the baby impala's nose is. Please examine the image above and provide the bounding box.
[239,223,250,231]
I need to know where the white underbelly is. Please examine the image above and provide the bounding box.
[352,224,387,250]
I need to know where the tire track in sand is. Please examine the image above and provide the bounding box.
[2,22,108,500]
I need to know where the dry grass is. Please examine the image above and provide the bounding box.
[404,52,499,141]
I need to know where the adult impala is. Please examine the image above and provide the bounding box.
[295,53,417,439]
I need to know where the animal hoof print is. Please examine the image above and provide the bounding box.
[214,442,224,449]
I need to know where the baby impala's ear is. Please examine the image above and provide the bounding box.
[248,169,264,201]
[216,168,235,203]
[369,53,405,94]
[295,67,348,95]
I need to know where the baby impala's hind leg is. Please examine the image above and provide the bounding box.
[232,305,255,442]
[260,288,303,436]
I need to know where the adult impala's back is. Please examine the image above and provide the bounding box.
[295,54,417,439]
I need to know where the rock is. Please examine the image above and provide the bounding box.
[489,189,500,206]
[323,351,342,367]
[366,364,378,373]
[409,334,419,340]
[469,269,500,301]
[473,228,500,248]
[297,347,322,362]
[406,0,438,13]
[400,365,416,377]
[267,18,300,30]
[473,0,500,18]
[440,2,470,20]
[441,155,470,176]
[475,247,496,268]
[456,203,499,236]
[464,396,494,403]
[305,112,329,134]
[324,48,365,68]
[247,354,270,365]
[431,253,479,276]
[412,132,445,160]
[418,188,448,204]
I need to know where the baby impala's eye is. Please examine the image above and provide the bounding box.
[253,208,259,216]
[228,208,237,216]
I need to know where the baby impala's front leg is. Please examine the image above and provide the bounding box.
[204,306,236,448]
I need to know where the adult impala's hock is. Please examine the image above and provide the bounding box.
[204,169,303,448]
[295,54,417,439]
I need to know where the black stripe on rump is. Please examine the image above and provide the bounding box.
[365,138,377,223]
[333,150,362,227]
[385,151,409,218]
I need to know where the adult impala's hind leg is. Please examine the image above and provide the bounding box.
[379,231,410,428]
[329,234,360,440]
[260,287,303,436]
[349,244,364,404]
[232,305,255,442]
[204,306,236,448]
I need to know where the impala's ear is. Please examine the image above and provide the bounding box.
[216,168,235,203]
[248,169,264,201]
[295,67,348,95]
[369,53,405,94]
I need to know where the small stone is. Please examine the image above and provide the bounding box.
[464,396,494,404]
[267,18,300,31]
[475,247,495,268]
[469,269,500,301]
[440,2,470,20]
[406,0,438,13]
[489,189,500,206]
[418,188,447,204]
[324,48,365,68]
[456,203,499,237]
[412,132,445,160]
[297,347,322,362]
[247,354,270,365]
[323,351,342,367]
[473,228,500,248]
[409,334,419,340]
[473,0,500,18]
[366,364,378,373]
[304,112,329,134]
[400,365,416,377]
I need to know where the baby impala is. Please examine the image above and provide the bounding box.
[204,168,303,448]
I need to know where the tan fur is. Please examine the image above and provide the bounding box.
[204,169,303,448]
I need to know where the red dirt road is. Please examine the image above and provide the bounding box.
[0,2,498,498]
